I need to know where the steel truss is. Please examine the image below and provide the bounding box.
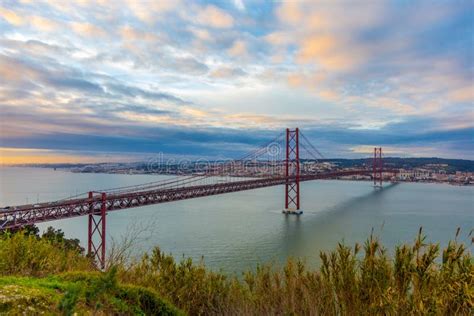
[88,191,106,269]
[0,169,398,232]
[284,128,301,213]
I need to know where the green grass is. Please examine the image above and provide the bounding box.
[0,276,56,314]
[0,272,183,315]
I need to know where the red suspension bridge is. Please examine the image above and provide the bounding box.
[0,128,396,268]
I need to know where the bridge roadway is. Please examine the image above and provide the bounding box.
[0,169,395,230]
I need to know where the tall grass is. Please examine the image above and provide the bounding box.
[0,227,472,315]
[118,228,473,315]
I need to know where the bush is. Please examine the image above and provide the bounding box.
[118,248,230,315]
[0,229,93,276]
[59,269,183,315]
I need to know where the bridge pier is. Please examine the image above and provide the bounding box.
[88,191,107,269]
[283,128,302,215]
[373,147,383,188]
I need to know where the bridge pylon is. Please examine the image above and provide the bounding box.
[283,128,302,215]
[88,191,107,269]
[373,147,383,188]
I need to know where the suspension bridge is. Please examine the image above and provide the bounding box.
[0,128,396,268]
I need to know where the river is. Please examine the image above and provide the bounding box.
[1,167,472,274]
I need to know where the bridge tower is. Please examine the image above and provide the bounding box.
[283,128,302,215]
[88,191,107,269]
[373,147,383,188]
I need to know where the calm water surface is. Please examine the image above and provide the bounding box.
[1,167,472,274]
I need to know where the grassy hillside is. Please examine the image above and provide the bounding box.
[0,227,472,315]
[0,272,182,315]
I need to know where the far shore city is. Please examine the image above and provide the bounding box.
[12,154,474,186]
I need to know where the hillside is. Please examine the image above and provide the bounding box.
[0,272,182,315]
[0,227,472,315]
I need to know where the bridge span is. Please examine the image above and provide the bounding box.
[0,128,396,268]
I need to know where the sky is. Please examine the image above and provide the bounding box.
[0,0,473,164]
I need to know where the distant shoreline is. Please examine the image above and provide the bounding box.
[2,165,473,187]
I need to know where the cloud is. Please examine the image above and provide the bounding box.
[228,39,247,57]
[210,66,246,79]
[0,9,61,32]
[195,5,234,28]
[448,86,474,103]
[172,57,209,75]
[47,77,104,94]
[296,35,362,71]
[126,0,181,24]
[120,25,157,42]
[188,27,212,41]
[286,72,325,90]
[0,54,105,95]
[0,39,74,57]
[30,15,61,32]
[2,109,472,160]
[267,0,474,119]
[105,83,188,104]
[0,0,472,161]
[233,0,245,11]
[318,89,339,101]
[0,55,42,82]
[71,21,107,38]
[276,1,303,25]
[297,35,335,61]
[0,7,24,26]
[0,50,194,137]
[264,31,292,46]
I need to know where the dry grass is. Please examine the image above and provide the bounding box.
[118,228,473,315]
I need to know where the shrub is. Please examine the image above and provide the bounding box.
[59,269,183,315]
[0,229,93,276]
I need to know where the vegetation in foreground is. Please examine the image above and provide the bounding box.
[0,227,181,315]
[0,272,182,315]
[0,227,472,315]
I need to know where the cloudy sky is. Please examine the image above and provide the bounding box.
[0,0,472,164]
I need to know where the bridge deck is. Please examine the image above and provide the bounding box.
[0,169,396,230]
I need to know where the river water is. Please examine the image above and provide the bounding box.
[1,167,472,274]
